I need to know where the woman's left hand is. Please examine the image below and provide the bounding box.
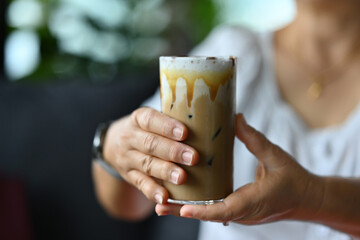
[155,114,323,225]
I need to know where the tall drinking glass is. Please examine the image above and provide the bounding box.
[160,56,236,205]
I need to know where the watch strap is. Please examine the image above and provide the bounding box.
[92,122,123,180]
[93,159,123,180]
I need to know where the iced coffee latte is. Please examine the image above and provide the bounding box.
[160,56,236,205]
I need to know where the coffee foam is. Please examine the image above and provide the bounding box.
[160,56,236,108]
[160,56,235,73]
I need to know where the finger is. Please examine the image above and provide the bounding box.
[180,199,234,222]
[180,183,255,222]
[132,107,188,141]
[155,203,182,217]
[126,150,187,185]
[131,130,199,166]
[127,169,169,204]
[235,114,288,168]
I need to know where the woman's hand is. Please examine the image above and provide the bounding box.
[103,107,199,204]
[155,114,323,225]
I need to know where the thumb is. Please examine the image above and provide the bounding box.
[235,114,287,168]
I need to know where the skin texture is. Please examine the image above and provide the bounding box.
[92,0,360,237]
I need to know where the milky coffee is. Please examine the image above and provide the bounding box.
[160,56,236,205]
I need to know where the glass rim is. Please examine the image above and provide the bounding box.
[160,56,236,62]
[167,198,225,205]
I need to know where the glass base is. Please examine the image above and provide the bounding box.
[167,198,224,205]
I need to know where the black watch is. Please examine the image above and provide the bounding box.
[92,122,123,180]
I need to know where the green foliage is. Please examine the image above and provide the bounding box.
[190,0,217,44]
[7,0,217,83]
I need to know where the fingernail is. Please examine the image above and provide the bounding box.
[182,151,193,165]
[180,210,193,218]
[157,211,169,216]
[173,127,183,139]
[154,194,163,204]
[171,170,180,184]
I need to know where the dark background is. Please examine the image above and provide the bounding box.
[0,0,291,239]
[0,79,199,240]
[1,0,205,239]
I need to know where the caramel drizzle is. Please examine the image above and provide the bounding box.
[160,68,234,107]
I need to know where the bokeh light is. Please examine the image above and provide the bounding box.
[7,0,44,28]
[4,0,295,82]
[5,29,40,80]
[214,0,295,31]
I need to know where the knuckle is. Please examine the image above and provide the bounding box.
[131,108,142,125]
[118,133,129,147]
[141,155,155,175]
[168,143,182,161]
[272,144,282,156]
[220,202,234,222]
[116,153,131,172]
[134,175,146,192]
[224,207,235,222]
[143,134,158,154]
[140,108,156,130]
[141,182,155,199]
[118,126,132,145]
[245,129,258,146]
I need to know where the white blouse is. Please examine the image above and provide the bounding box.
[142,25,360,240]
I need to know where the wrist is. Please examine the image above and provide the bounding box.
[293,172,326,221]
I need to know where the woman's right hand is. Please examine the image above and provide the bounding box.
[102,107,199,205]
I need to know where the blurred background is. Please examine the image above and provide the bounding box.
[2,0,295,83]
[0,0,295,239]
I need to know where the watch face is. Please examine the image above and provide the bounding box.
[93,134,101,148]
[92,134,101,159]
